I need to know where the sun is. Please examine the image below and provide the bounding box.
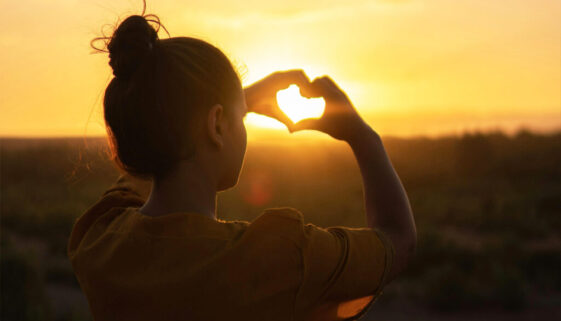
[244,84,326,129]
[276,84,325,123]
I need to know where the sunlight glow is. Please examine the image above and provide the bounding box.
[244,113,286,129]
[1,0,559,137]
[276,85,325,123]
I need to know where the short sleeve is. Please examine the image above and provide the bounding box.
[293,217,394,321]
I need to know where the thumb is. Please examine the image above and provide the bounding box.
[273,111,295,132]
[290,118,320,133]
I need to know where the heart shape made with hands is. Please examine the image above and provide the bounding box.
[276,84,325,123]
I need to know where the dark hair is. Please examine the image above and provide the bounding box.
[97,14,242,180]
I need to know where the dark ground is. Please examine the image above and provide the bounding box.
[1,130,560,320]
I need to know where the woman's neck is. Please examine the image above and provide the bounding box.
[138,160,218,220]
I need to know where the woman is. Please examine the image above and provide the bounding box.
[67,12,416,321]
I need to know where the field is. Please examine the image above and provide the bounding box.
[1,131,560,320]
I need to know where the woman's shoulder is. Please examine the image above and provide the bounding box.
[250,207,305,229]
[240,207,306,247]
[258,207,304,221]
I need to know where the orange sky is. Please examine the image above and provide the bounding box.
[1,0,560,139]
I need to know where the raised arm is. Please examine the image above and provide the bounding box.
[292,76,417,282]
[345,125,416,281]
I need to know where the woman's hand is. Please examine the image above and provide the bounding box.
[291,76,370,142]
[244,69,311,131]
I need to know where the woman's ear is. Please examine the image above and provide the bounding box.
[206,103,225,149]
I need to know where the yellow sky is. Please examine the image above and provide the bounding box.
[1,0,560,139]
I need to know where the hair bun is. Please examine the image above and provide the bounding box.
[108,15,158,80]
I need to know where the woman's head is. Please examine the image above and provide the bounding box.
[101,15,247,189]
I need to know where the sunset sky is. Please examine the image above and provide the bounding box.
[1,0,560,139]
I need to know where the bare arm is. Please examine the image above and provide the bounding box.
[346,125,416,282]
[292,75,417,282]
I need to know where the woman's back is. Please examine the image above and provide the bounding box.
[68,173,393,321]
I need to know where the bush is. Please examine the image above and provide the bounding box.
[1,235,52,321]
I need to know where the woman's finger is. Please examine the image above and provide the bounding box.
[272,69,311,90]
[319,77,344,96]
[301,77,336,99]
[273,108,295,131]
[321,76,342,92]
[299,77,321,98]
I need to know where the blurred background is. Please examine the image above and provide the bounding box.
[1,0,560,320]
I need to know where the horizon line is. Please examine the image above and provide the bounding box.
[2,127,560,141]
